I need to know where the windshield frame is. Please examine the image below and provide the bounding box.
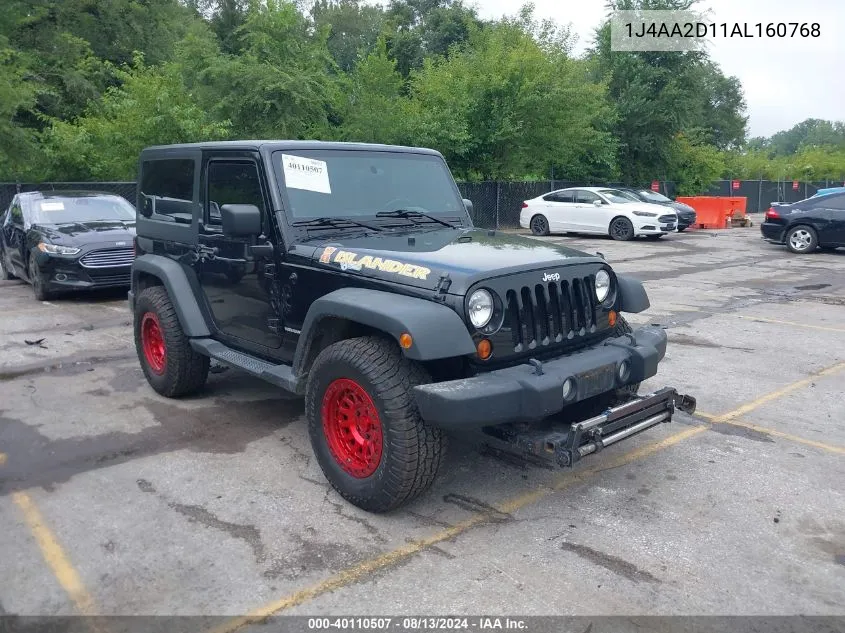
[29,195,136,226]
[270,148,470,234]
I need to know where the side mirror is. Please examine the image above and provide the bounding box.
[593,199,603,207]
[221,204,262,237]
[140,194,155,218]
[463,198,474,215]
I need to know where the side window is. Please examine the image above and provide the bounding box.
[544,191,574,203]
[575,190,601,204]
[139,159,195,224]
[206,161,265,227]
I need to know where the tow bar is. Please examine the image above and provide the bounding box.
[480,387,697,468]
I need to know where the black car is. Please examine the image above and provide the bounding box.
[614,187,697,231]
[127,140,695,512]
[761,191,845,254]
[0,191,136,300]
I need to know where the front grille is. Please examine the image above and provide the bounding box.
[90,273,131,286]
[505,276,597,353]
[80,248,134,269]
[658,215,676,223]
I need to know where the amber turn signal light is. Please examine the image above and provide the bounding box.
[608,310,617,327]
[399,333,413,349]
[476,339,492,360]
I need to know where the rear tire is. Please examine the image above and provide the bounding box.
[134,286,209,397]
[610,217,635,241]
[529,214,550,236]
[306,336,446,513]
[785,225,818,254]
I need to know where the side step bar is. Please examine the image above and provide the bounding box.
[189,338,301,393]
[480,387,697,468]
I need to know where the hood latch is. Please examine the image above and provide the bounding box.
[434,272,452,300]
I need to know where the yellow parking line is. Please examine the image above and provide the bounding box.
[12,492,97,616]
[718,419,845,455]
[712,361,845,423]
[736,315,845,334]
[0,453,6,465]
[210,362,844,631]
[208,425,708,633]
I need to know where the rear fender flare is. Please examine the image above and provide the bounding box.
[132,255,211,337]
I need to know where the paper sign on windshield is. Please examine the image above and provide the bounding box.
[40,202,65,211]
[282,154,331,194]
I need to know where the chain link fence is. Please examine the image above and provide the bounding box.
[3,179,843,230]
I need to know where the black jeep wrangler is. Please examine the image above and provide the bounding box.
[129,141,695,512]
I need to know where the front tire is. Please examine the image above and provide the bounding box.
[610,217,635,241]
[785,225,818,254]
[134,286,209,397]
[530,214,550,236]
[29,254,52,301]
[306,336,445,513]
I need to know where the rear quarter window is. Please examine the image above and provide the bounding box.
[139,159,196,224]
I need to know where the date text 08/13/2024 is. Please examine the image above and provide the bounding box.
[624,21,820,39]
[307,618,528,630]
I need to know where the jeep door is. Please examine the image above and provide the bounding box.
[197,153,284,353]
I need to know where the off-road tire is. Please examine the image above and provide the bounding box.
[306,336,446,513]
[610,217,635,241]
[29,253,53,301]
[785,225,818,254]
[530,214,550,236]
[134,286,209,397]
[611,315,641,402]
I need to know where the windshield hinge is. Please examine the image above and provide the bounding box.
[435,273,452,297]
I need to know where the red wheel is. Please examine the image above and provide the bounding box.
[140,312,166,375]
[321,378,383,478]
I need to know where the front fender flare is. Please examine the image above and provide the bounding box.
[294,288,477,368]
[132,255,211,337]
[616,274,650,313]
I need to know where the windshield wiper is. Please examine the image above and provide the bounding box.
[375,209,457,228]
[292,217,382,232]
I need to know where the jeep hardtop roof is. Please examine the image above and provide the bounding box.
[140,140,444,157]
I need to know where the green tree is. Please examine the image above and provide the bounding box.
[42,57,230,180]
[667,132,725,195]
[408,8,616,180]
[312,0,385,73]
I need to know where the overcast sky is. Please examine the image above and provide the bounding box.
[470,0,845,138]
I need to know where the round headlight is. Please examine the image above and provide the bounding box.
[468,289,494,329]
[595,270,611,303]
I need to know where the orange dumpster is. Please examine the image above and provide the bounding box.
[676,196,747,229]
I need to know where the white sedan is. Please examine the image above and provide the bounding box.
[520,187,678,241]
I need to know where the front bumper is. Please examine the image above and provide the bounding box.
[34,252,131,291]
[414,326,668,428]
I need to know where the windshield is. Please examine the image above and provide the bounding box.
[31,196,136,224]
[273,150,466,221]
[598,189,636,204]
[636,190,672,203]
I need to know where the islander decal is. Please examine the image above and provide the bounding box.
[324,250,431,281]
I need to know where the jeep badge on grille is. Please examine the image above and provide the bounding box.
[543,272,561,282]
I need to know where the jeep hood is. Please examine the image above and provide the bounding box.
[305,228,603,294]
